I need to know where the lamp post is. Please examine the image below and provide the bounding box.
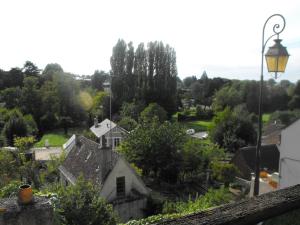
[254,14,289,196]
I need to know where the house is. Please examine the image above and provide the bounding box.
[59,135,149,222]
[278,119,300,189]
[90,118,128,150]
[231,144,280,196]
[231,144,280,181]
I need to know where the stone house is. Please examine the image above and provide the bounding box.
[90,118,128,150]
[58,135,149,222]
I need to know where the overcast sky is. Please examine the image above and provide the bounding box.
[0,0,299,81]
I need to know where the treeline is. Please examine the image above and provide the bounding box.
[110,40,177,116]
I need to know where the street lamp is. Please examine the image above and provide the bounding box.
[254,14,289,196]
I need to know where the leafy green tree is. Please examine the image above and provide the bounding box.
[140,103,167,123]
[42,63,64,81]
[183,76,197,88]
[118,116,138,131]
[21,77,42,126]
[55,177,117,225]
[119,119,186,183]
[0,151,19,188]
[0,87,22,109]
[2,109,28,146]
[91,70,109,90]
[209,107,256,152]
[211,162,239,187]
[23,61,40,77]
[120,101,144,121]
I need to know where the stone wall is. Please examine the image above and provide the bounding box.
[0,197,54,225]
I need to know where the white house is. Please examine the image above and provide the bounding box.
[59,135,149,222]
[278,119,300,189]
[90,118,128,150]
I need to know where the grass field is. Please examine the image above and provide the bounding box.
[182,120,213,132]
[34,127,85,147]
[262,113,271,123]
[34,134,68,147]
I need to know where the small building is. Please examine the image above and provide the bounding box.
[232,144,280,181]
[59,136,149,222]
[278,119,300,189]
[90,118,128,150]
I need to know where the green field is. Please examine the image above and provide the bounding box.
[182,120,213,132]
[34,134,68,147]
[34,127,84,147]
[262,113,271,123]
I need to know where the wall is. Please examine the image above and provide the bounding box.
[0,197,54,225]
[113,198,147,223]
[278,119,300,189]
[100,158,149,201]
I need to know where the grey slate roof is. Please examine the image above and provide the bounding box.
[60,136,119,186]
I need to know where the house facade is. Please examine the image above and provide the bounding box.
[59,135,149,222]
[90,118,128,150]
[278,119,300,189]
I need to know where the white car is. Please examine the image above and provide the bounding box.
[186,129,195,135]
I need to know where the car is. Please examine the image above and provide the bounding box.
[186,129,195,135]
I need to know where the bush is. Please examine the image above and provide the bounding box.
[54,177,117,225]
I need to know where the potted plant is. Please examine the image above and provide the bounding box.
[18,184,33,204]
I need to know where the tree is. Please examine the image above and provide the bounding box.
[209,107,256,152]
[118,117,138,131]
[21,77,42,126]
[183,76,197,88]
[120,101,144,121]
[91,70,109,90]
[23,61,40,77]
[140,103,167,123]
[2,109,28,146]
[42,63,64,81]
[119,119,186,183]
[55,177,117,225]
[211,162,239,187]
[0,87,22,109]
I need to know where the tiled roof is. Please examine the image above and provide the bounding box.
[60,136,119,186]
[231,144,279,180]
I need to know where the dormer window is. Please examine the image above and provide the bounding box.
[116,176,125,197]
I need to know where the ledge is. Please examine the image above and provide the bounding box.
[158,184,300,225]
[0,196,54,225]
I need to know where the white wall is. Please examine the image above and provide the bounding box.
[100,158,148,201]
[114,198,147,223]
[278,119,300,189]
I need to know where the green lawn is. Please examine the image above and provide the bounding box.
[34,127,84,147]
[182,120,213,132]
[34,134,68,147]
[262,113,271,123]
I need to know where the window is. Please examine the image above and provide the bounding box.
[116,176,125,197]
[114,138,121,148]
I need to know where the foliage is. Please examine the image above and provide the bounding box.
[120,102,144,121]
[270,110,300,125]
[2,109,28,146]
[118,117,138,132]
[0,180,22,198]
[14,136,36,151]
[0,150,19,187]
[140,103,167,123]
[110,40,177,115]
[211,162,239,187]
[54,177,117,225]
[124,188,232,225]
[119,118,186,183]
[209,107,256,152]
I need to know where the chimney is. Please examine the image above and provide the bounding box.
[94,117,98,127]
[75,135,81,147]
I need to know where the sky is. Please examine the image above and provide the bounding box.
[0,0,300,81]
